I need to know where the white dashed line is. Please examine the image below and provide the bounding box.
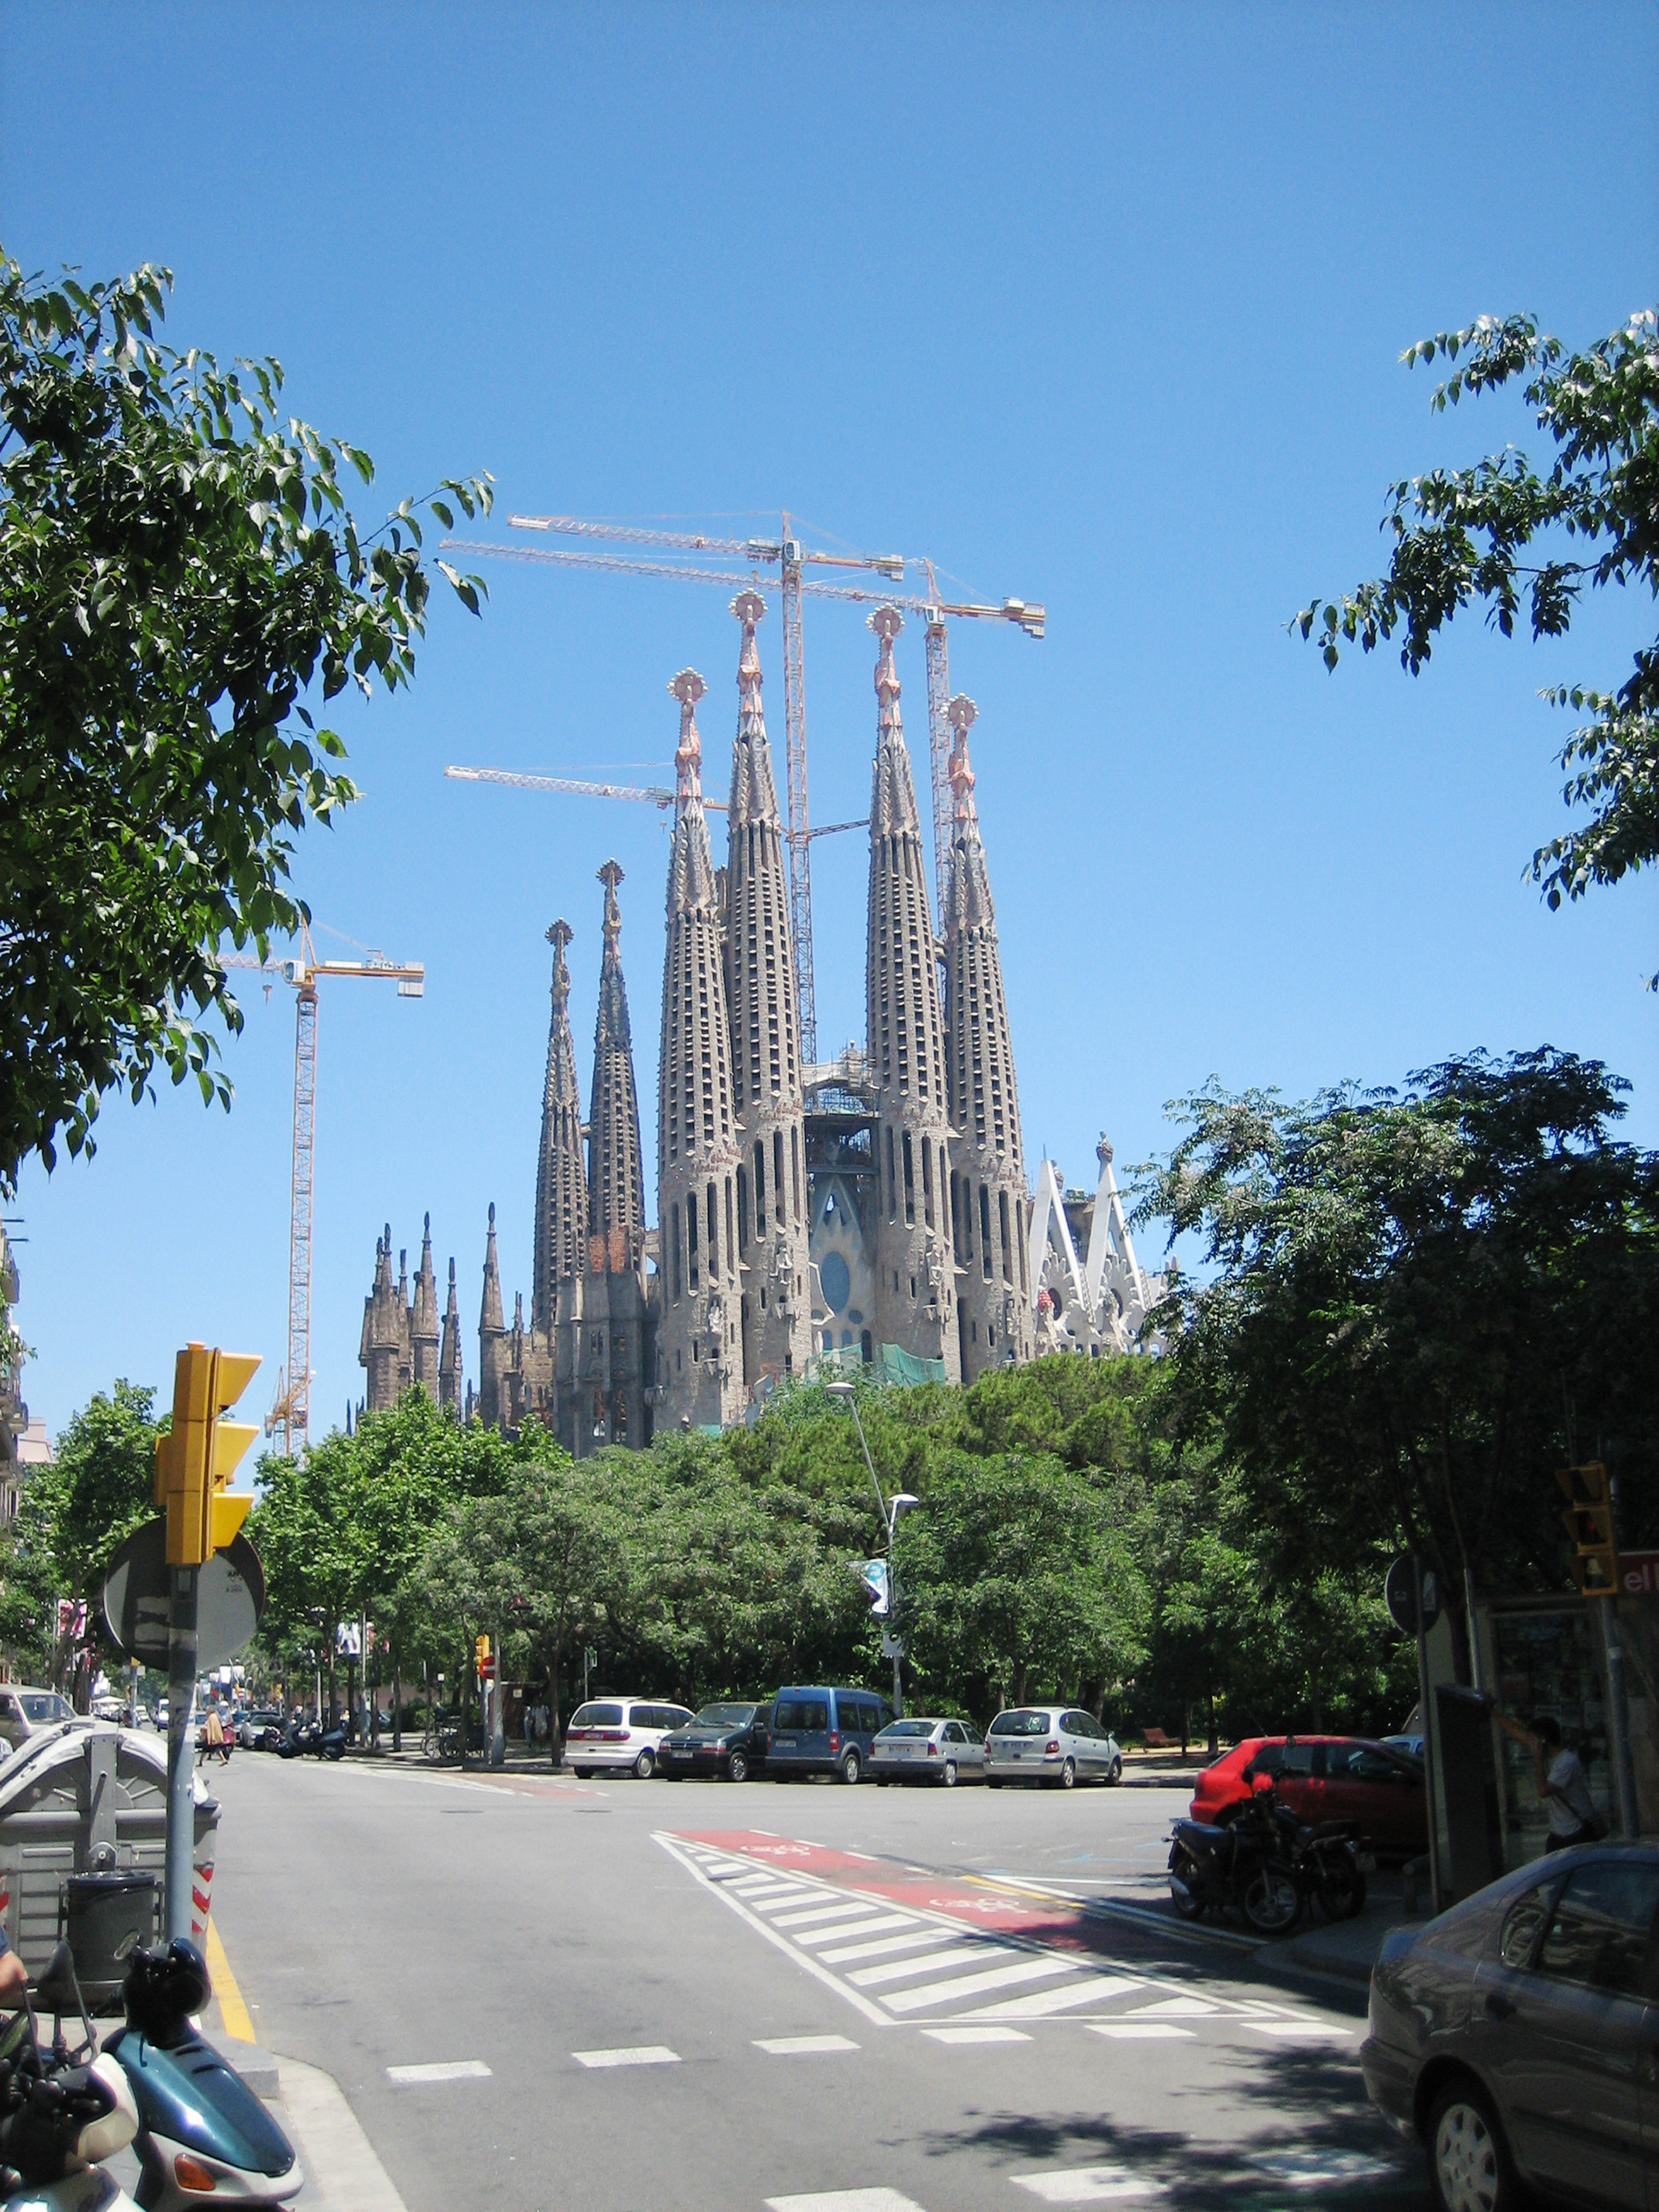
[767,2195,926,2212]
[849,1944,991,1988]
[754,2035,860,2056]
[922,2024,1032,2045]
[1091,2022,1195,2041]
[885,1956,1074,2011]
[571,2044,680,2069]
[385,2060,491,2084]
[1014,2167,1165,2202]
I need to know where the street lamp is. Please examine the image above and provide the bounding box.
[826,1381,919,1716]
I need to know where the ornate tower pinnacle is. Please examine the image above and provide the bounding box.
[588,863,647,1257]
[480,1202,503,1333]
[659,663,744,1430]
[411,1212,440,1395]
[943,691,1029,1380]
[533,915,589,1328]
[439,1255,463,1415]
[725,588,810,1387]
[864,604,960,1381]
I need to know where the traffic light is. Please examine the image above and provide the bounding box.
[1556,1461,1618,1597]
[153,1344,261,1567]
[475,1633,491,1675]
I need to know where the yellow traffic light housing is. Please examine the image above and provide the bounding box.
[1556,1461,1618,1598]
[475,1634,491,1672]
[156,1344,261,1567]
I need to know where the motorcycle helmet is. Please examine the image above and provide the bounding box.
[122,1938,212,2042]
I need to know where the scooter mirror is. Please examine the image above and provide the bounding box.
[35,1940,82,2018]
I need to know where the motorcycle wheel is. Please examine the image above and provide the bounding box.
[1169,1851,1205,1920]
[1316,1861,1368,1921]
[324,1741,344,1761]
[1241,1860,1302,1935]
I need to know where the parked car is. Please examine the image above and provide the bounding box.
[656,1701,770,1781]
[984,1707,1123,1789]
[1383,1732,1426,1760]
[0,1686,75,1753]
[563,1698,694,1780]
[1363,1840,1659,2212]
[237,1706,282,1749]
[871,1717,986,1787]
[767,1687,892,1784]
[1190,1736,1428,1855]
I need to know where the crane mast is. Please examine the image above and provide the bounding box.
[779,533,817,1060]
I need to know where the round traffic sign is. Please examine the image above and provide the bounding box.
[1384,1553,1441,1636]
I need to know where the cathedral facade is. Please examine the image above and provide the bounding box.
[359,595,1030,1439]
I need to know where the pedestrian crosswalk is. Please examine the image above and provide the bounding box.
[655,1831,1361,2048]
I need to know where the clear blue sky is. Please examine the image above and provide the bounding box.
[6,3,1656,1446]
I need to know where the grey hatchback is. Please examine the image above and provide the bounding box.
[1363,1840,1659,2211]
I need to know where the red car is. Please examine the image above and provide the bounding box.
[1190,1735,1428,1855]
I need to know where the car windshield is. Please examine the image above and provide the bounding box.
[570,1703,623,1727]
[695,1705,755,1727]
[990,1709,1051,1737]
[881,1720,936,1738]
[19,1694,66,1723]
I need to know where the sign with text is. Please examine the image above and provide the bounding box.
[1620,1550,1659,1598]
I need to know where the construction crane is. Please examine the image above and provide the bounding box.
[441,762,869,841]
[219,923,424,1456]
[439,512,1042,1060]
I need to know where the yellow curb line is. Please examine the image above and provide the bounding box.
[204,1919,256,2044]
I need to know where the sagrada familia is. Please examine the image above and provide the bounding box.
[360,592,1041,1453]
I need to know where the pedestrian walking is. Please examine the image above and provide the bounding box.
[1493,1710,1605,1849]
[203,1704,230,1766]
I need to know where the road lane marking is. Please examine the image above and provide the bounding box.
[922,2024,1032,2044]
[820,1929,959,1965]
[849,1944,998,1988]
[1245,2020,1357,2043]
[772,1901,884,1928]
[968,1976,1145,2021]
[279,2053,406,2212]
[754,2035,860,2055]
[767,2195,926,2212]
[203,1920,255,2044]
[386,2059,492,2083]
[1090,2023,1194,2041]
[885,1956,1073,2011]
[797,1914,918,1946]
[572,2045,680,2069]
[1127,1996,1218,2017]
[1014,2167,1164,2202]
[1252,2151,1404,2186]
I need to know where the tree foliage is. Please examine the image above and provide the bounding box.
[1138,1049,1659,1667]
[1296,308,1659,942]
[0,251,493,1188]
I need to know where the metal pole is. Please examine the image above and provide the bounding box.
[1462,1566,1484,1696]
[164,1566,199,1944]
[1603,1471,1640,1838]
[1414,1555,1444,1917]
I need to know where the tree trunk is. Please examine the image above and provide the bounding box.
[1206,1690,1218,1759]
[392,1651,402,1754]
[1309,1658,1322,1733]
[459,1629,470,1770]
[549,1635,563,1769]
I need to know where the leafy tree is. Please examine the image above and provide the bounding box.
[1297,308,1658,949]
[0,251,493,1188]
[1138,1049,1659,1669]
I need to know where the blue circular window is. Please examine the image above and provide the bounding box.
[819,1250,851,1314]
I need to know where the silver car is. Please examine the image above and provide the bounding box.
[1363,1840,1659,2212]
[870,1717,986,1788]
[984,1705,1123,1789]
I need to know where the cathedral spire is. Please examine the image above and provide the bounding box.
[480,1202,504,1334]
[864,605,960,1380]
[659,666,744,1429]
[725,591,810,1385]
[410,1212,440,1395]
[439,1256,462,1415]
[944,692,1030,1380]
[588,863,647,1256]
[533,916,588,1328]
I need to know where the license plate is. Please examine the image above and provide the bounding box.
[775,1736,796,1747]
[1357,1852,1377,1873]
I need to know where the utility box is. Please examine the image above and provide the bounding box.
[0,1723,218,2007]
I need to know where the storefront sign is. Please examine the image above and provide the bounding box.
[1620,1550,1659,1597]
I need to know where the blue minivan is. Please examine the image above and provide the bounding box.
[767,1687,892,1784]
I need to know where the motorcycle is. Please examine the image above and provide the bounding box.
[0,1939,142,2211]
[1281,1812,1372,1921]
[1168,1777,1303,1934]
[104,1940,301,2212]
[276,1720,344,1762]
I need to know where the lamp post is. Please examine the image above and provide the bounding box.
[827,1381,919,1717]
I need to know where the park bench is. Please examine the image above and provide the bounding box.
[1141,1727,1174,1750]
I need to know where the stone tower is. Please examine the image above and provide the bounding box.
[410,1215,441,1395]
[864,607,961,1379]
[656,667,745,1429]
[358,1227,413,1413]
[943,696,1032,1380]
[477,1201,507,1429]
[724,592,811,1387]
[532,918,588,1331]
[439,1257,463,1416]
[588,863,648,1264]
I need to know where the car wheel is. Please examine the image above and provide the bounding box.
[986,1777,1002,1789]
[1241,1861,1302,1935]
[571,1765,591,1778]
[632,1749,655,1780]
[726,1750,749,1784]
[840,1748,862,1785]
[1428,2077,1516,2212]
[1057,1757,1077,1790]
[941,1760,958,1788]
[1108,1757,1123,1784]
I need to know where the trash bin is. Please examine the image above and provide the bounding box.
[63,1872,159,2009]
[0,1722,218,2004]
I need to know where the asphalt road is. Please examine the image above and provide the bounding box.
[207,1753,1426,2212]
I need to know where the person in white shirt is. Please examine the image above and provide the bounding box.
[1495,1710,1601,1849]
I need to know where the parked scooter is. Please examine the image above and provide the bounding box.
[0,1938,142,2211]
[1280,1811,1371,1921]
[276,1719,344,1761]
[104,1940,301,2212]
[1168,1776,1302,1933]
